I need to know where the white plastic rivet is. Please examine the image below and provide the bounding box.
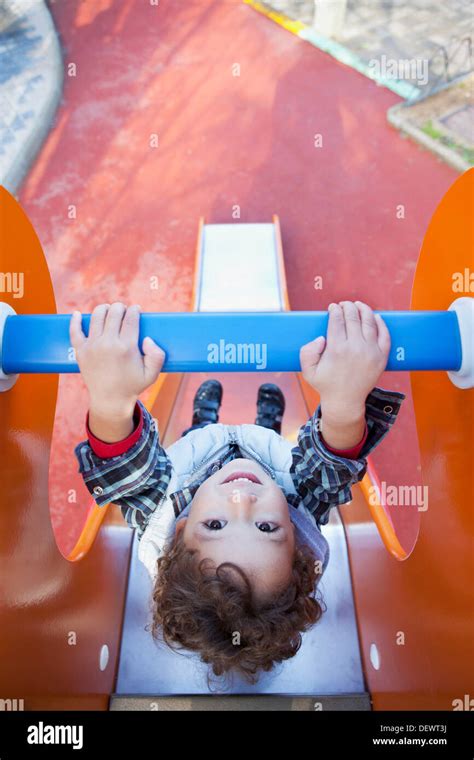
[448,297,474,389]
[99,644,109,671]
[0,302,19,392]
[369,643,380,670]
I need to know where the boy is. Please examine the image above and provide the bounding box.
[71,300,405,680]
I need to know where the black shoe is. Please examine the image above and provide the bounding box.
[192,380,223,426]
[255,383,285,434]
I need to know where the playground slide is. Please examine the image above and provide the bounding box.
[112,217,367,706]
[0,171,472,710]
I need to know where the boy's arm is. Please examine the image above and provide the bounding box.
[291,386,405,526]
[74,400,172,536]
[292,300,405,525]
[70,303,170,536]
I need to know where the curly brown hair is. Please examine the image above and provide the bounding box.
[150,534,324,682]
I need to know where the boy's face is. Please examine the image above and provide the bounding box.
[176,459,296,602]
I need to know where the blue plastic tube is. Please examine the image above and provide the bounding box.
[0,311,462,374]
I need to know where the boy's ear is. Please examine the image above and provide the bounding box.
[175,518,187,536]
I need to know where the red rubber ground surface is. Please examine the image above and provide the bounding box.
[19,0,457,555]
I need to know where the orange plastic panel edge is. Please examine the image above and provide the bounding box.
[341,170,474,710]
[0,187,132,709]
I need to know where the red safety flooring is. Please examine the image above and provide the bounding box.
[18,0,457,555]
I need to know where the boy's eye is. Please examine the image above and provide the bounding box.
[256,522,279,533]
[204,519,227,530]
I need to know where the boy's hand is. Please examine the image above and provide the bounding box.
[300,301,390,431]
[70,303,165,427]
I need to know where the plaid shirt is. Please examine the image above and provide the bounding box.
[74,386,405,538]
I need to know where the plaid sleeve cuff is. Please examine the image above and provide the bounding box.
[290,387,405,527]
[359,385,406,458]
[313,386,406,465]
[86,402,144,458]
[75,401,170,514]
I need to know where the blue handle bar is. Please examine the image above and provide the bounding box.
[0,311,462,374]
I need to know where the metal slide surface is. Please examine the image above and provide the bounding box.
[113,221,367,700]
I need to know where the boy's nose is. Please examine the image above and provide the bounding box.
[226,490,258,510]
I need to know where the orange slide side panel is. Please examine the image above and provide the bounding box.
[0,188,132,709]
[341,170,474,709]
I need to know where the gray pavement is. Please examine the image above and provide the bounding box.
[267,0,473,96]
[0,0,62,194]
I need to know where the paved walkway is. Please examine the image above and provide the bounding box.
[0,0,62,193]
[266,0,473,94]
[15,0,457,554]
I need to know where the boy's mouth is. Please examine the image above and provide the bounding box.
[221,471,262,485]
